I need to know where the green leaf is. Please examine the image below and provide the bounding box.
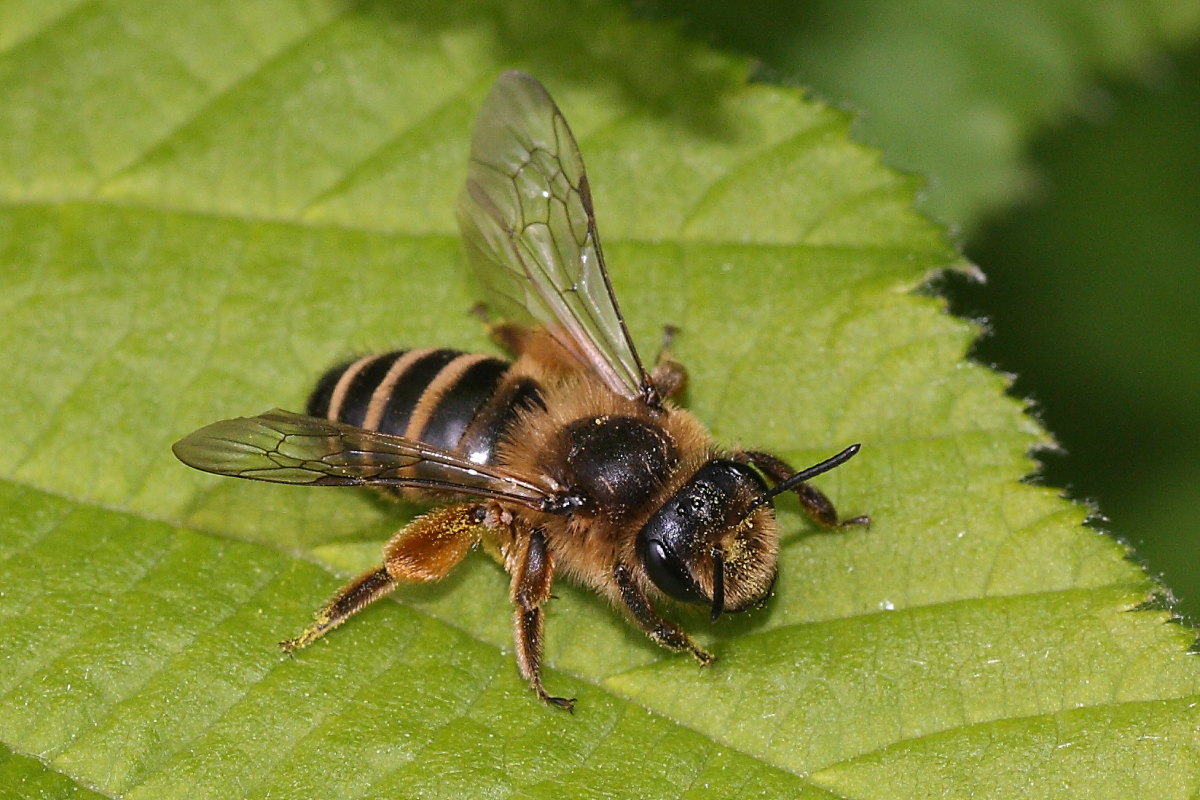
[0,741,111,800]
[1,2,1196,798]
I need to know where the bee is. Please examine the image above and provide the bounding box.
[173,70,868,710]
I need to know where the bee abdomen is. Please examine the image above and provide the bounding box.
[307,348,543,466]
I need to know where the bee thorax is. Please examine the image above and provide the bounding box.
[560,414,679,520]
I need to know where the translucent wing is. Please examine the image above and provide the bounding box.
[172,409,556,509]
[458,70,653,403]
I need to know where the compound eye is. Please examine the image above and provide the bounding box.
[641,539,703,603]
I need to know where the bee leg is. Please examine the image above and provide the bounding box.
[473,308,587,376]
[737,450,870,529]
[470,303,542,358]
[476,314,532,356]
[613,563,714,665]
[280,503,484,653]
[649,324,688,399]
[509,528,575,711]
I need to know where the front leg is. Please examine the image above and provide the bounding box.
[613,563,713,665]
[738,449,870,529]
[509,528,574,711]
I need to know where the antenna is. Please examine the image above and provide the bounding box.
[766,443,862,500]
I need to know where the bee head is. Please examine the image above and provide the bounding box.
[636,460,779,620]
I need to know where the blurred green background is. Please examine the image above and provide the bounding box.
[968,49,1200,622]
[632,1,1200,621]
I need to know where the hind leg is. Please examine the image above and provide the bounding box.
[281,503,483,652]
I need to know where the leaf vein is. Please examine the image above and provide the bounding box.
[679,114,846,236]
[0,0,96,60]
[296,73,486,218]
[809,692,1200,781]
[0,200,954,257]
[93,6,358,190]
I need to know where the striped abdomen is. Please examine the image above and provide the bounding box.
[307,348,543,468]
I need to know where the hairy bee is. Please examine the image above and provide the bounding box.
[173,71,868,710]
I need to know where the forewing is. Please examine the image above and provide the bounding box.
[458,70,649,401]
[172,409,554,509]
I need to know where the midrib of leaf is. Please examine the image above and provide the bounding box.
[0,197,950,252]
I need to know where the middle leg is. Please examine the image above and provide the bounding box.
[508,527,574,710]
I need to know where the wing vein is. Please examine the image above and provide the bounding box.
[456,71,651,403]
